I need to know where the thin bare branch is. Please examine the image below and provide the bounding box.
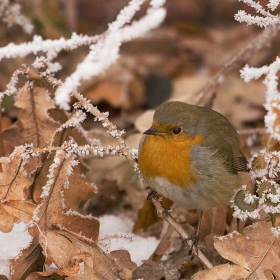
[193,23,280,106]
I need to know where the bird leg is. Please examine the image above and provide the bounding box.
[146,186,158,200]
[183,210,203,255]
[183,235,199,256]
[146,187,170,218]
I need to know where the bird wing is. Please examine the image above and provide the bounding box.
[188,132,248,174]
[206,142,248,174]
[233,152,248,172]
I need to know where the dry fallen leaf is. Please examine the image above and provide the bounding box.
[9,229,45,280]
[132,260,165,280]
[214,77,266,128]
[0,204,18,233]
[32,108,96,207]
[83,66,145,110]
[191,263,249,280]
[2,83,59,149]
[2,82,60,174]
[63,167,96,212]
[26,262,80,279]
[192,221,280,279]
[32,150,99,241]
[133,197,172,233]
[134,110,154,134]
[0,146,33,202]
[39,230,128,280]
[110,250,137,280]
[35,151,73,225]
[148,223,174,262]
[2,200,36,224]
[0,146,35,232]
[85,131,143,213]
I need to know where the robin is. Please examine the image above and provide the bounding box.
[138,101,248,211]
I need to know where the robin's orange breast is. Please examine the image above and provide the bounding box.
[138,133,203,188]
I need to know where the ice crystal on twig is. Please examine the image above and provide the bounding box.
[235,0,280,28]
[0,69,22,100]
[0,1,33,34]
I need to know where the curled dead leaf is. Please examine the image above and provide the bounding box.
[110,250,137,280]
[26,261,80,279]
[39,230,118,280]
[2,200,36,223]
[192,221,280,279]
[9,231,45,280]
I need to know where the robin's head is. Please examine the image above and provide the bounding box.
[139,101,205,187]
[143,101,205,141]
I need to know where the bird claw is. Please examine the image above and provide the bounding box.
[183,235,199,256]
[146,187,158,200]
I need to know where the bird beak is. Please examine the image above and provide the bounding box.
[143,127,164,136]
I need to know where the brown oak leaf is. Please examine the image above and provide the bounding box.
[39,230,120,280]
[63,167,96,212]
[2,83,60,175]
[2,200,36,224]
[192,221,280,279]
[0,146,33,202]
[0,146,34,232]
[2,83,59,149]
[0,204,18,233]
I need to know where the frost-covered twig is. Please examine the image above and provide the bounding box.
[0,33,100,61]
[55,0,166,109]
[32,56,62,76]
[0,69,23,100]
[26,142,131,159]
[241,57,280,141]
[235,0,280,28]
[0,1,33,34]
[31,147,79,226]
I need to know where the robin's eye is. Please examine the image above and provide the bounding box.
[172,127,181,135]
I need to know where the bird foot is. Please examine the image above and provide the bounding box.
[183,235,199,256]
[146,187,158,200]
